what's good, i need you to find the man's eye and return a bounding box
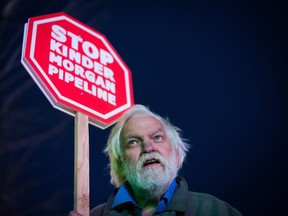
[153,135,163,142]
[127,139,139,146]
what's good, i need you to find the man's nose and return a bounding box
[143,139,156,153]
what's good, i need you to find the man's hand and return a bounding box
[68,211,83,216]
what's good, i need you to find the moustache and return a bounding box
[137,152,168,169]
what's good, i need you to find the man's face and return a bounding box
[122,115,173,169]
[120,115,178,196]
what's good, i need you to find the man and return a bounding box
[70,104,242,216]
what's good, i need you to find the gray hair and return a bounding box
[104,104,189,187]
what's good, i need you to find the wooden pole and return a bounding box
[74,112,89,216]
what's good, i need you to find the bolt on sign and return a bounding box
[21,12,134,129]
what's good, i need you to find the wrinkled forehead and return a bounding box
[122,115,165,134]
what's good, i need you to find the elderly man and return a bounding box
[70,104,242,216]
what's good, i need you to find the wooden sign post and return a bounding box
[74,112,89,216]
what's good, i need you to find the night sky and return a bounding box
[1,0,288,215]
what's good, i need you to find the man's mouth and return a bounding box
[142,158,161,167]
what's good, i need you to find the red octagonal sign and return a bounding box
[21,12,134,129]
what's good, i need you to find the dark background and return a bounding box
[1,0,287,215]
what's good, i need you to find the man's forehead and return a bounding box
[123,127,165,138]
[121,115,166,137]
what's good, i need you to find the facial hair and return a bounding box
[123,151,178,199]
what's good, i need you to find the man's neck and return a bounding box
[141,205,157,216]
[128,178,175,214]
[130,184,166,214]
[134,190,161,208]
[137,198,159,216]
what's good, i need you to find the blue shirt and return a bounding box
[112,179,177,213]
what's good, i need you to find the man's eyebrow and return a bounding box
[123,127,165,139]
[154,128,165,133]
[124,133,141,139]
[148,127,165,135]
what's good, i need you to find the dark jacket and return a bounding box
[90,177,242,216]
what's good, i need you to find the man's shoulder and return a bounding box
[90,203,107,216]
[190,191,222,201]
[90,186,120,216]
[188,191,243,216]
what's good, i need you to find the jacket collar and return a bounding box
[165,177,189,212]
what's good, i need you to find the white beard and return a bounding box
[123,151,178,199]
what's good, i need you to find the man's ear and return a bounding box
[175,148,181,168]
